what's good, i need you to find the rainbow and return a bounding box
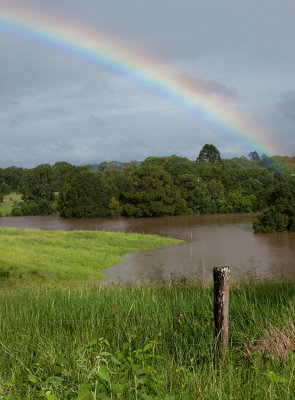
[0,2,284,155]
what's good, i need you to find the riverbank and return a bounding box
[1,214,295,282]
[0,228,182,287]
[0,281,294,399]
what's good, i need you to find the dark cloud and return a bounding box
[176,73,237,99]
[0,0,295,167]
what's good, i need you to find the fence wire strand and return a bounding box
[0,282,294,291]
[0,312,288,327]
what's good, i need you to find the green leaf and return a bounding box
[127,357,134,366]
[77,362,87,368]
[7,395,22,400]
[75,386,92,400]
[98,366,111,383]
[46,394,57,400]
[135,369,147,376]
[87,340,97,347]
[100,351,112,356]
[135,353,144,360]
[48,376,64,385]
[28,374,38,383]
[111,356,121,365]
[266,371,288,384]
[143,343,153,352]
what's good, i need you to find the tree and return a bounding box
[122,165,188,217]
[2,166,24,191]
[248,151,261,162]
[143,155,198,182]
[10,164,55,216]
[197,144,221,166]
[0,182,10,196]
[176,174,209,214]
[96,161,122,172]
[58,170,109,218]
[108,197,121,218]
[52,161,77,192]
[260,155,288,174]
[20,164,54,202]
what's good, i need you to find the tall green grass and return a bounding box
[0,228,182,286]
[0,281,294,399]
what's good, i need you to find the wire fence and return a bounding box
[0,312,290,326]
[0,280,294,355]
[0,282,294,291]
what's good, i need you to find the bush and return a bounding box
[11,200,55,216]
[10,205,23,216]
[253,206,290,233]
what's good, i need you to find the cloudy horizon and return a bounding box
[1,0,295,168]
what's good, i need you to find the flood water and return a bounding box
[1,214,295,283]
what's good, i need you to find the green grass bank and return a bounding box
[0,228,182,287]
[0,281,294,399]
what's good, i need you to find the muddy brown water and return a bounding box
[1,214,295,283]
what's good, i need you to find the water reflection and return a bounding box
[1,214,295,283]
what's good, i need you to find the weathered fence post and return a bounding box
[213,266,230,359]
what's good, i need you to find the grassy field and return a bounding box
[0,192,22,216]
[0,281,294,399]
[0,228,294,399]
[0,228,182,287]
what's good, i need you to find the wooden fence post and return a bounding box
[213,266,230,359]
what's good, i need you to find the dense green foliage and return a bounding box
[10,164,55,216]
[3,146,295,228]
[253,174,295,232]
[0,166,24,191]
[0,281,294,399]
[58,169,110,218]
[122,165,188,217]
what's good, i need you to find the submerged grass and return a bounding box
[0,281,295,399]
[0,228,182,286]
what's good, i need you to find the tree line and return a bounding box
[1,145,295,232]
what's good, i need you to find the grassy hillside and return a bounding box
[0,228,182,287]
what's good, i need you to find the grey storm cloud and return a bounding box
[0,0,295,167]
[278,92,295,121]
[175,73,237,99]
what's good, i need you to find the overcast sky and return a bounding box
[1,0,295,168]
